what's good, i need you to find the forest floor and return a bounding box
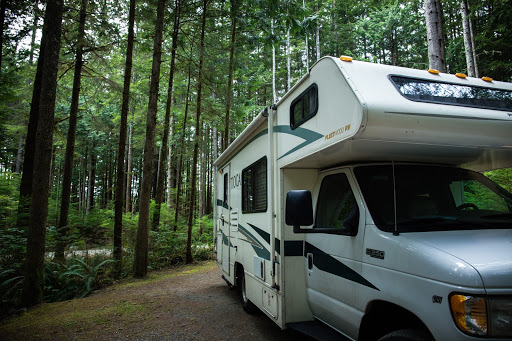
[0,261,310,340]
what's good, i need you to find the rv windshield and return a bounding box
[354,165,512,233]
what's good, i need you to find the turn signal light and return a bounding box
[450,295,487,336]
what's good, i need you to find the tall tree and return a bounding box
[153,0,181,229]
[22,0,64,307]
[0,0,7,76]
[17,9,48,230]
[460,0,478,77]
[424,0,447,72]
[222,0,238,151]
[173,61,192,231]
[114,0,136,278]
[55,0,87,262]
[134,0,166,278]
[186,0,208,264]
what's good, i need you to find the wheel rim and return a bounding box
[242,276,248,303]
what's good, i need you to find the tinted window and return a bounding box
[290,84,318,129]
[391,76,512,111]
[315,173,359,234]
[242,157,267,213]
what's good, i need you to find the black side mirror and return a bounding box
[286,190,313,232]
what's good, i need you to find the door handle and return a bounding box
[307,253,313,270]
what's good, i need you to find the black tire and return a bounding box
[240,272,259,314]
[378,329,434,341]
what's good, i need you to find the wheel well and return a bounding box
[358,301,432,341]
[234,262,244,287]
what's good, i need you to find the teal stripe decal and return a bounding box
[238,224,270,260]
[218,125,323,168]
[305,242,379,291]
[274,125,323,160]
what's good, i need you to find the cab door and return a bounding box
[305,168,368,338]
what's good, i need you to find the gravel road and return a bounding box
[0,261,311,341]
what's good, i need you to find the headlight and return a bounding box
[450,294,512,337]
[488,297,512,337]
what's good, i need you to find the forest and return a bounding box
[0,0,511,313]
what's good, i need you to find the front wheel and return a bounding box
[240,272,258,314]
[378,329,434,341]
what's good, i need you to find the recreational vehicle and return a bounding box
[213,56,512,341]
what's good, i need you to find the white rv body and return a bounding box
[213,57,512,340]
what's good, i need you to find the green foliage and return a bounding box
[485,168,512,194]
[44,257,114,302]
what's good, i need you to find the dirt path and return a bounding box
[0,261,309,340]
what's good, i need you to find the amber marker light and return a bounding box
[428,69,440,75]
[340,55,353,62]
[450,294,488,336]
[456,73,467,79]
[482,76,493,82]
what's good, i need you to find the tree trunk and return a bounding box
[316,3,320,61]
[55,0,87,262]
[424,0,447,72]
[134,0,166,278]
[271,19,277,104]
[29,0,40,65]
[286,28,291,91]
[17,20,48,230]
[186,0,208,264]
[468,2,478,77]
[86,143,96,215]
[114,0,136,278]
[460,0,475,76]
[22,0,64,308]
[153,0,181,229]
[173,63,192,231]
[15,136,24,173]
[223,0,237,151]
[126,105,134,213]
[80,149,88,214]
[166,125,174,205]
[0,0,6,76]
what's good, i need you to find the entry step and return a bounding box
[286,320,349,341]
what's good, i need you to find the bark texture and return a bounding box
[134,0,166,278]
[114,0,136,278]
[186,0,208,264]
[23,0,64,307]
[153,0,181,229]
[55,0,87,262]
[424,0,447,72]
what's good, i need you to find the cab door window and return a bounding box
[315,173,359,235]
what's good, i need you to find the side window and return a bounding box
[290,83,318,129]
[223,173,228,208]
[242,157,267,213]
[315,173,359,234]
